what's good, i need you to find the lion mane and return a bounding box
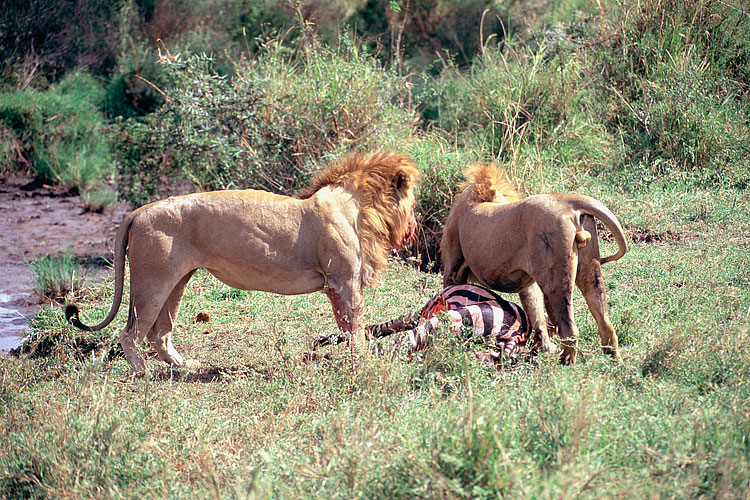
[297,152,420,287]
[457,163,524,204]
[441,162,627,364]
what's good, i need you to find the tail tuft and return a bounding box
[66,304,94,332]
[65,304,79,323]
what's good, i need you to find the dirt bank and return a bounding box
[0,175,128,352]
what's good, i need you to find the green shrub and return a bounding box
[403,137,476,268]
[428,34,622,181]
[425,0,750,190]
[600,0,750,187]
[0,71,115,199]
[0,0,122,88]
[103,0,294,120]
[350,0,509,72]
[115,32,419,205]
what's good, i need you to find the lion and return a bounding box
[66,152,420,374]
[440,163,627,364]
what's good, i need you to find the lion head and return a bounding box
[296,152,420,287]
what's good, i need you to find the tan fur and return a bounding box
[441,163,627,364]
[66,152,420,374]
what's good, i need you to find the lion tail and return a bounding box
[567,195,627,264]
[65,214,133,332]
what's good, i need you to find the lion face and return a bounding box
[390,172,419,249]
[395,196,417,248]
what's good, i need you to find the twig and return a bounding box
[135,74,171,102]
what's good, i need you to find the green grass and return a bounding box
[3,191,749,497]
[27,248,89,299]
[2,0,750,497]
[0,71,116,209]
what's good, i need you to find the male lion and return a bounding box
[441,164,627,364]
[66,152,420,374]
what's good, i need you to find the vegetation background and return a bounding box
[1,0,749,497]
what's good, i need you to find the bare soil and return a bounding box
[0,175,128,352]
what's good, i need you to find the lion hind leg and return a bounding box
[519,283,558,355]
[122,275,188,374]
[147,271,198,369]
[576,217,622,363]
[538,260,579,364]
[544,294,579,364]
[578,274,621,363]
[121,301,155,374]
[121,304,147,374]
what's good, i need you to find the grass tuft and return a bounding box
[27,248,88,299]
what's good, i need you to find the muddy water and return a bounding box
[0,176,128,353]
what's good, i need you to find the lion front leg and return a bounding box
[324,284,366,347]
[440,219,468,287]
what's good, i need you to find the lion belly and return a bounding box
[205,266,325,295]
[475,271,532,294]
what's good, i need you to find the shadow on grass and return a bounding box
[10,333,122,361]
[148,364,275,383]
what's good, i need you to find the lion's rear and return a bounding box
[442,163,523,284]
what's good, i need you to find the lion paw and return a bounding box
[183,359,201,370]
[544,341,559,354]
[560,347,577,365]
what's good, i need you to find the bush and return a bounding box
[428,33,621,180]
[0,71,115,200]
[115,32,419,205]
[102,0,296,120]
[402,137,476,269]
[350,0,509,72]
[601,0,750,187]
[0,0,122,88]
[425,0,750,189]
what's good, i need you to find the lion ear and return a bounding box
[395,172,407,192]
